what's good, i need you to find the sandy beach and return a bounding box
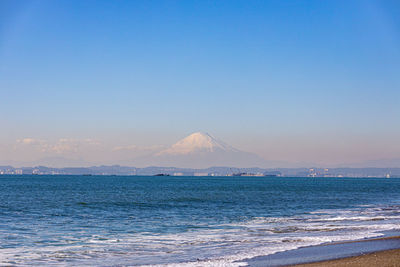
[246,236,400,267]
[291,248,400,267]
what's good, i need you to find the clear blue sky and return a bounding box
[1,0,399,166]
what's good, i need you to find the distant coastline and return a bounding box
[0,165,399,178]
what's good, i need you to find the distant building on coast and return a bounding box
[194,173,209,176]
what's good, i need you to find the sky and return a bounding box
[0,0,399,167]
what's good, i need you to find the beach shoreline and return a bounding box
[245,235,400,267]
[290,248,400,266]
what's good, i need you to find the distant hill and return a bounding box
[348,158,400,168]
[1,165,400,178]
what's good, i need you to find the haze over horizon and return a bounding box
[1,0,400,168]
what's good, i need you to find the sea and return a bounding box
[1,175,400,266]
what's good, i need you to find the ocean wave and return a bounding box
[2,204,400,266]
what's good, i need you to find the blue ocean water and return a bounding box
[1,175,400,266]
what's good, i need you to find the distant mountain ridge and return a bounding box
[1,165,399,178]
[2,132,399,169]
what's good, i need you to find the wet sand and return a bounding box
[245,236,400,267]
[291,248,400,267]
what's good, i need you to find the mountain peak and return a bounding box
[148,132,266,168]
[187,131,212,139]
[157,132,238,155]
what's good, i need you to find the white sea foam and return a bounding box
[1,205,400,266]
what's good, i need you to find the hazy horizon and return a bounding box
[1,1,400,168]
[0,131,399,169]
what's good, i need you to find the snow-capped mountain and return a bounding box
[156,132,239,155]
[148,132,266,168]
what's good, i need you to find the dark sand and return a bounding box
[245,236,400,267]
[291,248,400,267]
